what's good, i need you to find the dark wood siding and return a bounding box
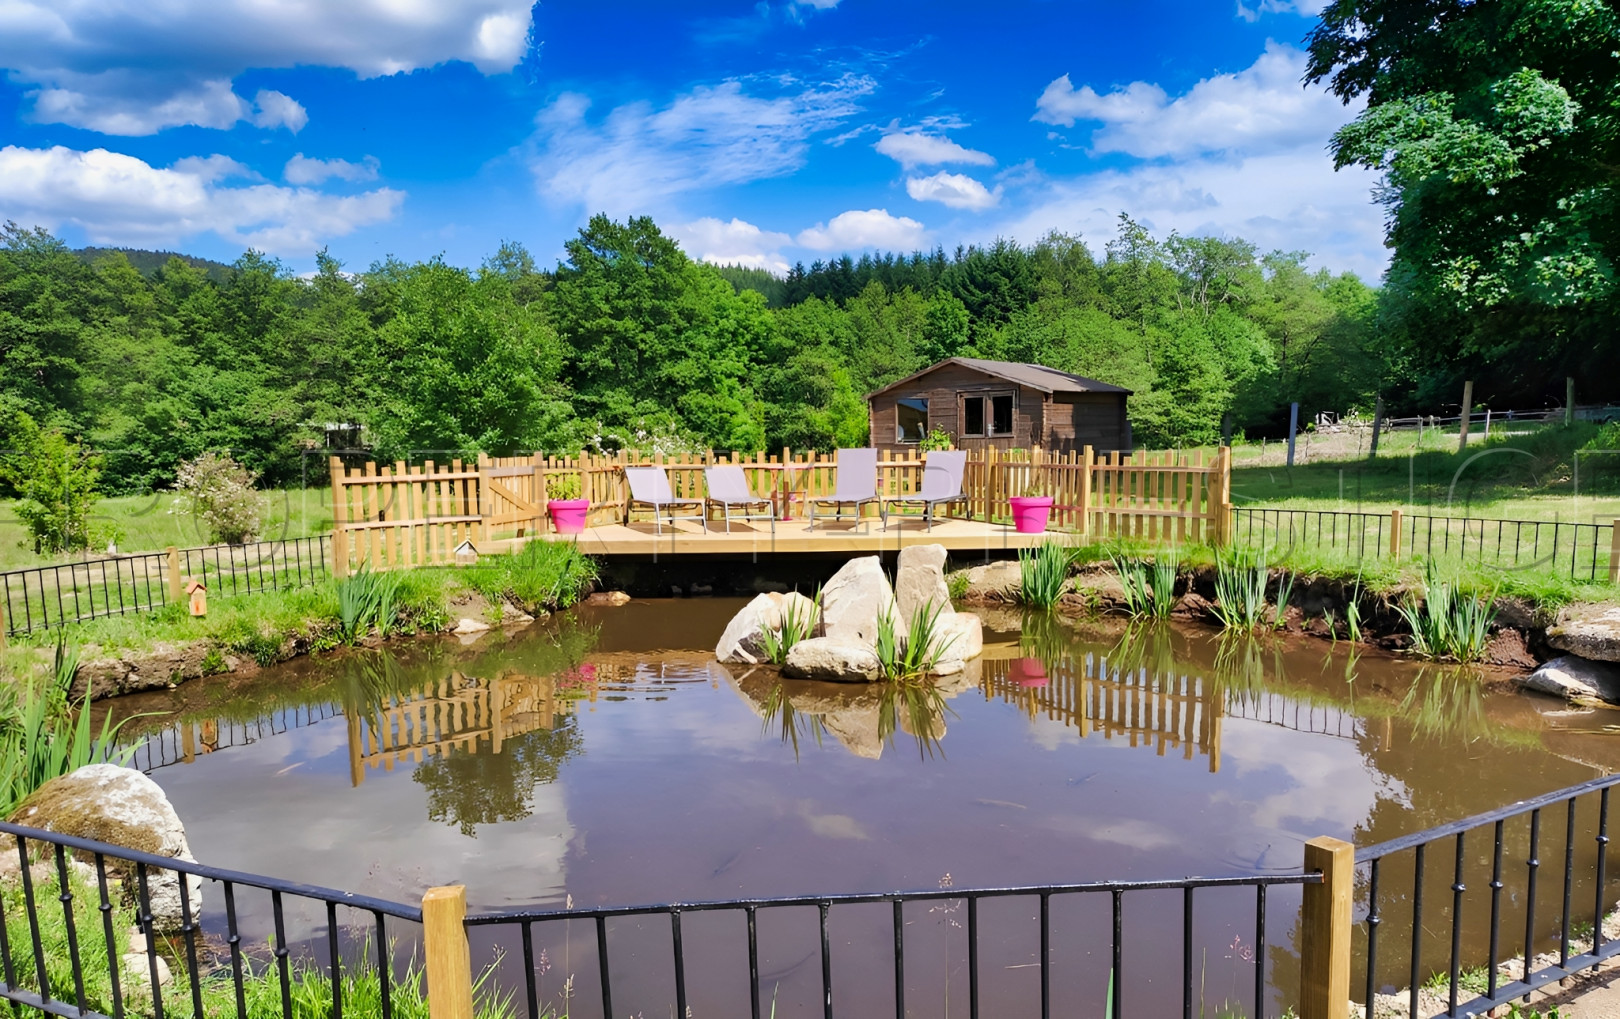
[870,363,1130,453]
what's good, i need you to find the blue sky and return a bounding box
[0,0,1385,278]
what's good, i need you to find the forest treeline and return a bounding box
[0,214,1388,494]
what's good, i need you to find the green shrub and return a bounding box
[171,452,265,545]
[0,411,103,555]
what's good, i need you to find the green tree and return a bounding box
[0,411,102,554]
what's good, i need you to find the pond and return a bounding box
[104,599,1618,1018]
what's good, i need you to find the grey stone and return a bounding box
[932,612,983,662]
[895,544,951,624]
[451,617,490,634]
[961,560,1022,601]
[715,593,779,664]
[9,765,201,931]
[122,953,172,996]
[1548,604,1620,662]
[933,658,965,677]
[1521,655,1620,703]
[820,556,896,647]
[784,638,883,683]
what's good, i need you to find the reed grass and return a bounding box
[1211,552,1269,631]
[874,601,958,679]
[1108,547,1178,619]
[1397,561,1497,662]
[463,541,598,615]
[1018,541,1074,608]
[759,590,821,665]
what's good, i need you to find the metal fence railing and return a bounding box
[0,535,330,639]
[1231,507,1614,582]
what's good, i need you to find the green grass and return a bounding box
[462,542,598,616]
[0,488,335,572]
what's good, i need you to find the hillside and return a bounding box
[74,246,232,282]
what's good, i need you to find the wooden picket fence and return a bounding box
[328,447,1232,573]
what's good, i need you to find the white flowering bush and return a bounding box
[172,453,265,545]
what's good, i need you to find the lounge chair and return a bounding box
[704,466,775,534]
[806,448,879,530]
[881,450,967,531]
[623,467,706,535]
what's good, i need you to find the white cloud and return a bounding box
[673,217,793,273]
[0,145,404,255]
[796,209,927,251]
[0,0,534,135]
[527,75,874,215]
[906,171,1002,211]
[874,127,995,170]
[284,153,381,186]
[1032,42,1350,160]
[1237,0,1329,19]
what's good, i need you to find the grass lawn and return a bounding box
[0,488,334,572]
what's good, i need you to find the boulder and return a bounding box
[784,638,883,683]
[821,557,896,647]
[1521,655,1620,703]
[9,765,201,932]
[895,544,951,623]
[716,593,780,664]
[959,560,1021,603]
[930,612,983,663]
[1548,604,1620,662]
[451,617,491,634]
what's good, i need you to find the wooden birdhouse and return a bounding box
[185,580,208,617]
[454,540,479,566]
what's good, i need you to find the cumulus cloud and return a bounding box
[1237,0,1329,20]
[796,209,927,251]
[284,154,381,186]
[527,75,874,215]
[0,0,534,135]
[906,171,1002,211]
[673,217,793,273]
[1032,42,1350,159]
[874,127,995,170]
[0,145,404,254]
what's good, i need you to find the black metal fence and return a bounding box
[1231,507,1613,582]
[1357,771,1620,1017]
[0,535,330,638]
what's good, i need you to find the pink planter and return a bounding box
[1009,495,1054,534]
[548,499,590,535]
[1011,657,1049,688]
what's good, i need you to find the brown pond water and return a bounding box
[104,600,1620,1018]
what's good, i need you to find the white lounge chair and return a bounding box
[624,467,705,535]
[806,449,879,530]
[704,466,775,534]
[881,450,967,531]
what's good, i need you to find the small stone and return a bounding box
[784,638,883,683]
[933,658,965,676]
[451,618,491,635]
[585,591,632,607]
[122,952,171,993]
[691,582,714,596]
[127,928,146,954]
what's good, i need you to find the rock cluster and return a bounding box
[715,546,984,682]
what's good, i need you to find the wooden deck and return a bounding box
[538,515,1052,557]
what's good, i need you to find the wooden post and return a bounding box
[329,457,350,579]
[1390,508,1403,560]
[1368,395,1384,460]
[166,546,182,605]
[1299,836,1354,1019]
[1568,377,1577,427]
[1286,402,1300,467]
[1608,519,1620,583]
[0,598,8,650]
[1457,380,1474,452]
[1078,445,1094,536]
[422,886,474,1019]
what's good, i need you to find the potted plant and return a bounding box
[1008,477,1054,534]
[546,472,589,534]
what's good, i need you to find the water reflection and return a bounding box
[726,665,960,760]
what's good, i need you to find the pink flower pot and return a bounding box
[548,499,590,535]
[1009,495,1054,534]
[1011,657,1048,688]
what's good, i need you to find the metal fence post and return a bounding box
[166,546,182,604]
[423,885,474,1019]
[0,597,7,649]
[1390,509,1403,560]
[1299,836,1353,1019]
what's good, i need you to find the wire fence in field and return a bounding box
[1231,507,1613,582]
[0,534,331,639]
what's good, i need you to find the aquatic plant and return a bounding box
[333,565,403,644]
[1210,551,1269,631]
[874,601,958,679]
[1018,540,1074,608]
[1107,547,1178,619]
[1396,562,1497,662]
[947,570,970,601]
[758,589,821,666]
[1271,571,1294,630]
[0,638,140,816]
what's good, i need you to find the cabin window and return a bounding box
[961,392,1016,438]
[896,398,929,443]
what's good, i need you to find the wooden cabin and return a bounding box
[866,357,1133,454]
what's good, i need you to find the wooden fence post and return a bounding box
[1458,380,1474,452]
[329,457,350,579]
[1078,445,1093,536]
[1609,519,1620,584]
[166,546,182,604]
[1390,509,1403,560]
[1299,836,1353,1019]
[422,886,474,1019]
[0,598,8,650]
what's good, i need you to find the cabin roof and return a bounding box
[865,357,1133,399]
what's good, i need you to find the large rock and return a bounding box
[895,544,951,624]
[1548,604,1620,662]
[959,560,1021,603]
[716,593,781,664]
[9,765,201,932]
[931,612,983,663]
[784,638,883,682]
[821,557,896,647]
[1521,655,1620,703]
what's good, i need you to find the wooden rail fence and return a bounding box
[328,447,1232,573]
